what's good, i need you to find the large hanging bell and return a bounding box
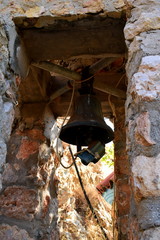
[59,94,114,146]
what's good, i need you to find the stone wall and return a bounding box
[124,0,160,239]
[0,20,15,194]
[0,0,125,18]
[0,122,59,239]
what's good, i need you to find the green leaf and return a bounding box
[100,143,114,168]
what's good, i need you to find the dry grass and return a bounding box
[56,149,114,240]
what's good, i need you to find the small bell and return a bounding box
[59,94,114,146]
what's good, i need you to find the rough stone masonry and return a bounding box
[0,0,159,239]
[124,0,160,239]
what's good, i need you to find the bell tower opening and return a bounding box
[10,14,127,239]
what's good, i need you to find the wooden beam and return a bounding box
[94,80,126,99]
[89,57,117,75]
[49,80,126,100]
[49,83,71,101]
[19,17,125,61]
[32,61,126,99]
[32,56,117,82]
[32,61,81,81]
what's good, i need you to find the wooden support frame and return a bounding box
[32,61,126,99]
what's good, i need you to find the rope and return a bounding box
[55,80,76,169]
[73,73,96,84]
[69,146,109,240]
[108,73,126,120]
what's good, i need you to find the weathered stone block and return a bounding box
[138,197,160,230]
[127,0,160,8]
[16,139,40,160]
[25,6,45,18]
[2,163,18,185]
[1,102,14,142]
[0,138,7,191]
[0,138,7,169]
[0,71,6,95]
[140,227,160,240]
[130,55,160,102]
[150,109,160,145]
[132,153,160,201]
[0,175,2,193]
[126,30,160,79]
[140,31,160,56]
[0,186,39,221]
[0,97,14,144]
[0,224,34,240]
[135,111,156,146]
[126,36,143,80]
[0,0,125,18]
[16,128,45,141]
[124,5,160,40]
[4,126,48,187]
[0,23,9,73]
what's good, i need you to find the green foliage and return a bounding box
[100,143,114,168]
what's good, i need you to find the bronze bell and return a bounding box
[59,94,114,146]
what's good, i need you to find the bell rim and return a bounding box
[59,121,114,145]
